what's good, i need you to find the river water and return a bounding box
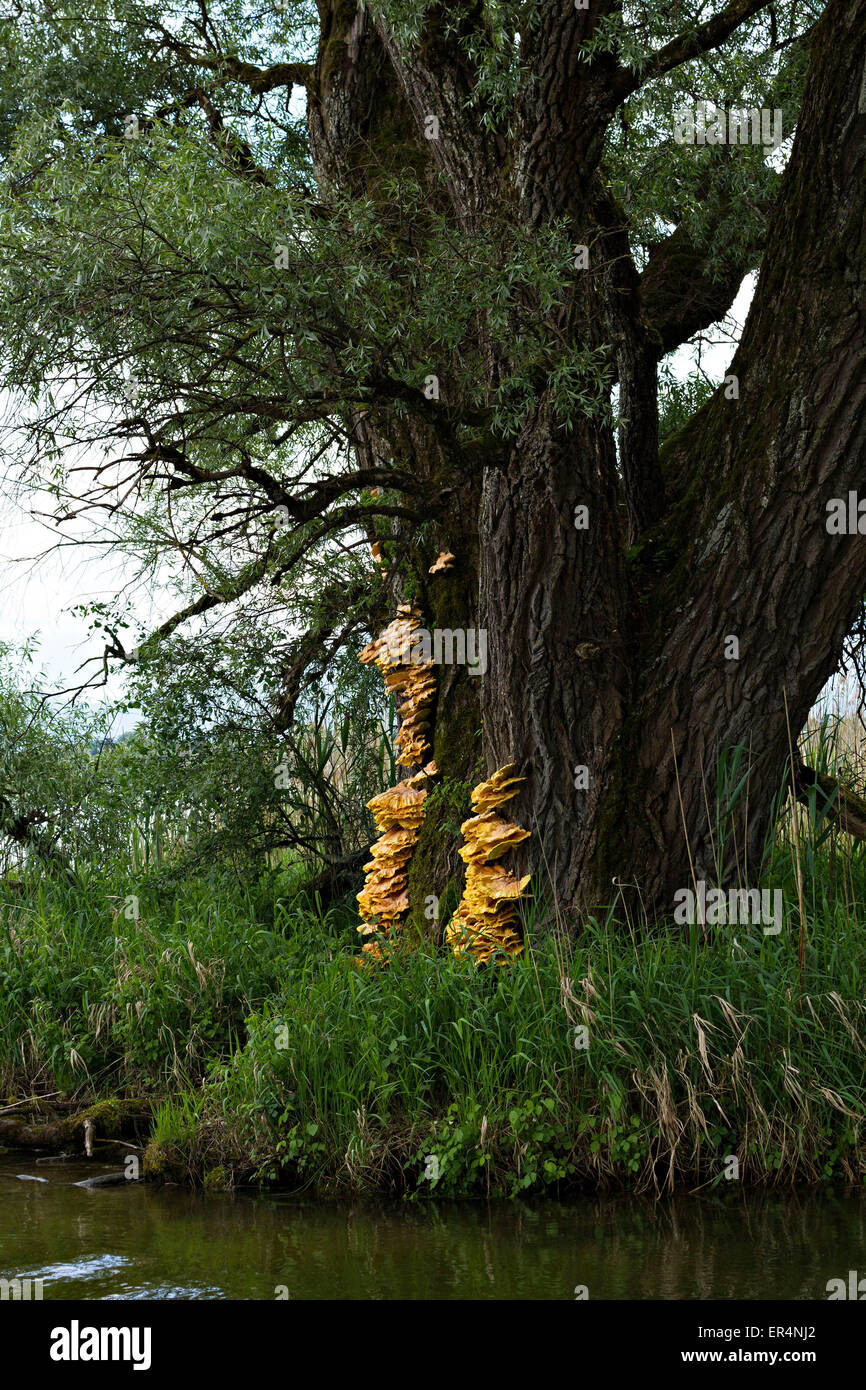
[1,1154,863,1299]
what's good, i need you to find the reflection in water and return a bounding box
[1,1156,864,1300]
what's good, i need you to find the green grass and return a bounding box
[185,886,866,1196]
[3,719,866,1196]
[0,867,318,1094]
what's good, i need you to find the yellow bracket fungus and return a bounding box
[356,600,439,958]
[359,602,436,770]
[446,763,531,965]
[428,551,455,574]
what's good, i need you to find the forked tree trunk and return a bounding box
[309,0,866,926]
[484,0,866,912]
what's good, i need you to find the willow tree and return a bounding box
[1,0,864,924]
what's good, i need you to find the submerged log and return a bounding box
[75,1171,139,1188]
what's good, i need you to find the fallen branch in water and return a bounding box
[0,1099,152,1150]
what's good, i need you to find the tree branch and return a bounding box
[152,22,312,94]
[794,760,866,843]
[639,204,765,360]
[612,0,774,102]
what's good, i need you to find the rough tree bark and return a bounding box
[307,0,866,925]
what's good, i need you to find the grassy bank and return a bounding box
[157,908,866,1196]
[2,788,866,1195]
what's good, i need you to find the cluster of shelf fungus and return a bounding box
[446,765,531,965]
[357,577,530,966]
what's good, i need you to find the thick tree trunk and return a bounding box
[480,0,866,919]
[308,1,488,926]
[309,0,866,929]
[626,0,866,914]
[479,404,632,920]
